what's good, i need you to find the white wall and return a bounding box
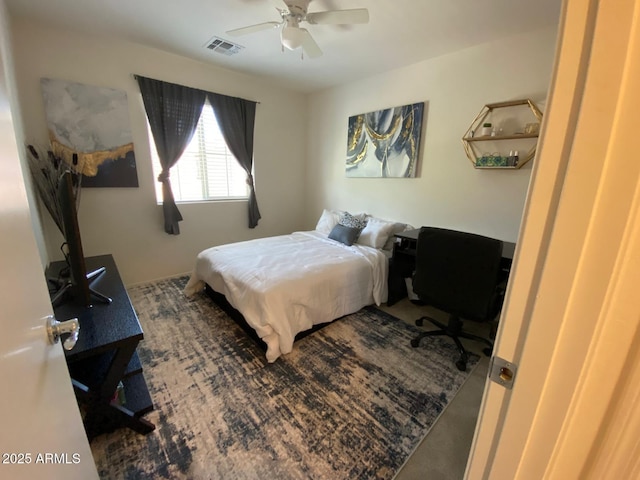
[305,27,559,243]
[10,18,558,285]
[11,18,308,285]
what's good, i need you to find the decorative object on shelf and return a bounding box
[346,101,425,178]
[40,78,139,187]
[476,154,509,167]
[461,99,543,169]
[510,150,519,167]
[524,122,540,135]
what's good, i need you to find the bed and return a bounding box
[184,210,409,362]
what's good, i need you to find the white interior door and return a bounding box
[466,0,640,477]
[0,36,98,480]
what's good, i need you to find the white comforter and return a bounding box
[184,230,388,362]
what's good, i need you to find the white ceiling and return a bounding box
[5,0,562,93]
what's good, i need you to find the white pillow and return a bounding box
[384,222,413,250]
[358,217,405,249]
[315,209,344,235]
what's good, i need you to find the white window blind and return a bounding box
[149,100,249,203]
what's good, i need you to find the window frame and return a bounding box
[148,100,250,205]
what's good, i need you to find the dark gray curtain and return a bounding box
[136,75,206,235]
[208,92,261,228]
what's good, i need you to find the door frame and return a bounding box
[466,0,640,477]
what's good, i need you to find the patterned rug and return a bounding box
[90,276,478,479]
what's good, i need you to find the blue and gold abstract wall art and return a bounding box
[346,102,424,178]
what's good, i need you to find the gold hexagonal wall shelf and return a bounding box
[462,99,543,169]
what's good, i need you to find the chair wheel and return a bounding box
[455,359,467,371]
[482,347,493,357]
[415,318,424,327]
[411,338,420,348]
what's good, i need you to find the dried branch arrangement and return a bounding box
[26,144,83,235]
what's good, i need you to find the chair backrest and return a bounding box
[412,227,504,322]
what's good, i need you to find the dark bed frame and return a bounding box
[204,284,333,351]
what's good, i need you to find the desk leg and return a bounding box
[79,342,156,440]
[111,404,155,435]
[98,342,137,400]
[387,258,408,306]
[83,400,155,441]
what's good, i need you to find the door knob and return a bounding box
[46,315,80,350]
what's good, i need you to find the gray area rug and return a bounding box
[90,276,478,479]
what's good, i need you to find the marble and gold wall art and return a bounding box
[346,102,424,178]
[40,78,138,187]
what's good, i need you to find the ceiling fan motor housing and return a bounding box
[282,0,311,17]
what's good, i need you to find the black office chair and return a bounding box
[410,227,505,371]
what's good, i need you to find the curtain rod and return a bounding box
[132,74,260,105]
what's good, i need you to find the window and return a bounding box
[149,99,249,203]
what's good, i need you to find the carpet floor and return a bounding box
[90,276,478,479]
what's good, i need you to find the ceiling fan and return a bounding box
[226,0,369,58]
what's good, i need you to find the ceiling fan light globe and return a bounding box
[281,26,305,50]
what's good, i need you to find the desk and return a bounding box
[388,229,516,306]
[49,254,155,440]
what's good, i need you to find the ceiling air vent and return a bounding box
[205,36,244,56]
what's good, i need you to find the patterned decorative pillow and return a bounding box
[339,212,367,231]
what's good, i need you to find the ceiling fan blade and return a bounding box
[270,0,289,11]
[306,8,369,25]
[299,28,323,58]
[226,21,280,37]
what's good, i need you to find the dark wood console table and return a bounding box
[388,229,516,306]
[49,254,155,441]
